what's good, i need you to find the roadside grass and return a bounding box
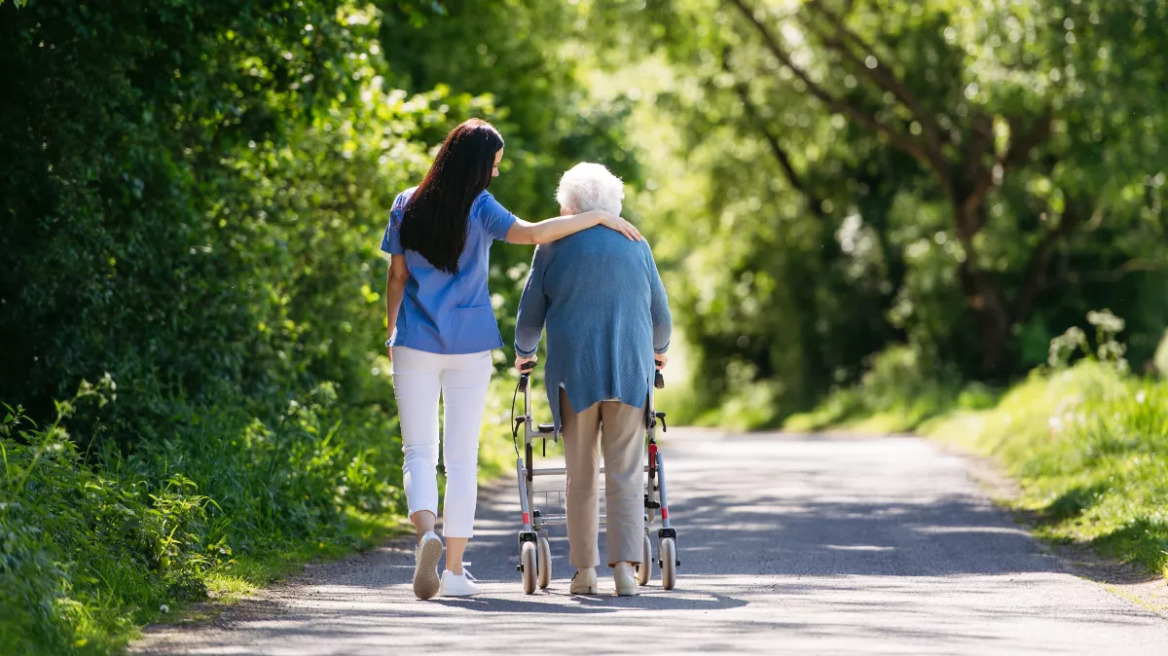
[786,360,1168,581]
[922,363,1168,579]
[202,509,410,605]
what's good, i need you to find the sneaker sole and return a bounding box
[439,585,480,597]
[413,537,443,600]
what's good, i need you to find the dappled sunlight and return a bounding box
[134,430,1168,655]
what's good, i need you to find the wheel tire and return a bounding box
[521,542,537,595]
[537,535,552,589]
[660,537,677,590]
[635,533,652,585]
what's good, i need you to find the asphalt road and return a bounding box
[133,429,1168,655]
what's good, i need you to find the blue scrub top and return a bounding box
[381,187,517,354]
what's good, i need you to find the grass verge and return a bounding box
[921,363,1168,579]
[786,360,1168,581]
[200,509,410,606]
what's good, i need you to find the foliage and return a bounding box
[924,363,1168,579]
[787,308,1137,433]
[0,1,461,653]
[783,344,996,433]
[0,376,406,655]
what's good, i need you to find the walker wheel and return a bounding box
[635,533,652,585]
[520,541,537,594]
[659,537,677,590]
[537,535,552,589]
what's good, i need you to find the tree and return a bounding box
[723,0,1168,375]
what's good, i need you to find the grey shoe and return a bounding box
[413,531,443,600]
[570,567,598,595]
[614,562,639,596]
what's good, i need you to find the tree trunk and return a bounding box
[952,202,1013,376]
[975,295,1012,377]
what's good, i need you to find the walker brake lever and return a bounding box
[655,412,667,432]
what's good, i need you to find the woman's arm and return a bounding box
[385,255,409,360]
[506,210,642,245]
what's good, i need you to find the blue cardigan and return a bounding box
[514,226,671,430]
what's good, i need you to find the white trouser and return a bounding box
[391,346,493,538]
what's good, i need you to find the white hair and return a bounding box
[555,162,624,215]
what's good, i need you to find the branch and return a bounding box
[726,0,942,181]
[959,114,997,220]
[1074,258,1168,284]
[1011,197,1083,321]
[1004,112,1053,167]
[721,46,827,220]
[962,111,1052,218]
[802,0,954,151]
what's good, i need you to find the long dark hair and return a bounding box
[399,119,504,274]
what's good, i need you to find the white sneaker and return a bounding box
[614,562,639,596]
[439,568,480,597]
[413,531,443,600]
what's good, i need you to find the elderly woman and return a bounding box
[514,162,671,596]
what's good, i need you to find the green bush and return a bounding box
[784,344,981,433]
[0,6,457,650]
[0,377,405,656]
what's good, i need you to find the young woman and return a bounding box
[381,119,640,600]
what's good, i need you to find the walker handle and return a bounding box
[654,370,665,389]
[518,360,536,392]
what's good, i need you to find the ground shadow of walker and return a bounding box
[427,587,747,614]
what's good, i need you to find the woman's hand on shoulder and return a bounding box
[598,212,642,241]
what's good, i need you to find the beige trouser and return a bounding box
[560,389,646,569]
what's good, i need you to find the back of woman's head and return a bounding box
[400,118,504,274]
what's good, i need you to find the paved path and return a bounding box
[133,429,1168,655]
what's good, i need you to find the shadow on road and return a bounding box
[429,588,747,613]
[132,432,1168,656]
